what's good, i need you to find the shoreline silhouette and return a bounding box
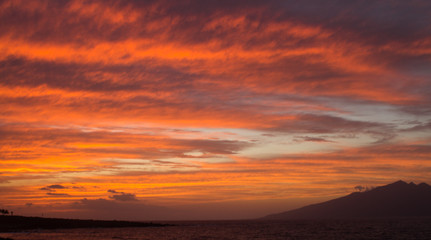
[0,215,168,233]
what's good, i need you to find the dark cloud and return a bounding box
[261,133,275,137]
[175,139,252,155]
[276,143,431,162]
[0,0,268,46]
[275,0,431,46]
[267,114,394,143]
[40,184,67,191]
[0,56,198,92]
[354,185,375,192]
[2,0,429,49]
[46,184,66,189]
[0,0,136,44]
[354,185,364,192]
[109,192,138,202]
[47,192,70,196]
[107,189,138,201]
[294,136,335,143]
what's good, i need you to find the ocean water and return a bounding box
[1,219,431,240]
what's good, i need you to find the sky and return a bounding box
[1,0,431,221]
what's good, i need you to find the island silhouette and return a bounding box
[264,180,431,219]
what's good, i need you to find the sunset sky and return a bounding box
[1,0,431,220]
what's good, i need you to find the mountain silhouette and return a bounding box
[264,180,431,219]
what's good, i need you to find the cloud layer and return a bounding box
[1,0,431,220]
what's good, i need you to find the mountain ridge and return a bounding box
[264,180,431,219]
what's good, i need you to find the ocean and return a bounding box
[1,219,431,240]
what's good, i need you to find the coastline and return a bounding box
[0,215,168,233]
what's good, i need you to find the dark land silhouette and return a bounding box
[0,215,167,232]
[264,180,431,219]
